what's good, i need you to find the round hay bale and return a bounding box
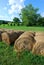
[15,30,25,37]
[35,32,44,42]
[15,31,35,39]
[14,31,36,53]
[2,32,18,45]
[32,42,44,56]
[0,28,5,33]
[3,29,14,32]
[36,32,44,36]
[0,32,2,41]
[4,29,24,36]
[0,28,6,41]
[1,30,24,45]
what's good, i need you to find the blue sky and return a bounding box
[0,0,44,21]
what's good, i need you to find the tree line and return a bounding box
[0,20,10,24]
[0,4,44,26]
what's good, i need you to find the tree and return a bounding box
[13,17,20,26]
[38,17,44,26]
[0,20,9,25]
[20,4,41,26]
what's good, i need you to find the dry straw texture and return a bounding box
[32,42,44,56]
[1,30,24,45]
[35,32,44,42]
[0,28,5,41]
[0,31,2,41]
[14,31,36,53]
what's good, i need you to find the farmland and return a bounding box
[0,26,44,65]
[0,0,44,65]
[0,25,44,31]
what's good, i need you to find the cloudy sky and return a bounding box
[0,0,44,21]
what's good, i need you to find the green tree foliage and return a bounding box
[38,17,44,26]
[13,17,21,26]
[0,20,10,25]
[20,4,41,26]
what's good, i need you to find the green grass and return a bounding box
[0,24,44,31]
[0,42,44,65]
[0,25,44,65]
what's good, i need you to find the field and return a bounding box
[0,25,44,31]
[0,25,44,65]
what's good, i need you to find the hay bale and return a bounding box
[32,42,44,56]
[35,32,44,42]
[2,29,14,32]
[15,31,35,39]
[14,31,36,53]
[0,28,5,33]
[0,29,11,42]
[0,28,6,41]
[4,29,24,35]
[15,30,25,37]
[1,30,24,45]
[36,32,44,36]
[0,32,2,41]
[2,32,18,45]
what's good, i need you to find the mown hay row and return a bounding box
[32,42,44,56]
[14,31,36,53]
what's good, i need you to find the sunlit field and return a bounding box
[0,24,44,31]
[0,25,44,65]
[0,42,44,65]
[0,0,44,65]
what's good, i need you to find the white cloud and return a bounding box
[8,0,25,14]
[11,15,18,20]
[8,0,25,5]
[9,0,15,5]
[8,4,18,14]
[41,12,44,17]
